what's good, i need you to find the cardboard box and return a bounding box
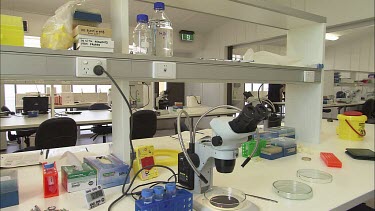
[61,163,97,193]
[61,92,75,105]
[73,25,112,38]
[84,155,129,189]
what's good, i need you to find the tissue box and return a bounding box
[0,170,19,208]
[270,137,297,157]
[84,155,130,189]
[62,163,97,193]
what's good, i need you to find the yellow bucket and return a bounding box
[337,111,367,141]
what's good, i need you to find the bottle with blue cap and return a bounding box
[153,185,164,201]
[149,2,173,57]
[165,183,177,198]
[141,188,154,204]
[132,14,152,55]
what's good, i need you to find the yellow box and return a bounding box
[0,15,24,46]
[133,145,159,181]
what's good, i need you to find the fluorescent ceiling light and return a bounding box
[325,33,339,41]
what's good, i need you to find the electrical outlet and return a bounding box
[76,57,107,77]
[152,62,176,79]
[304,71,315,82]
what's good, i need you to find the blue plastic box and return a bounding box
[0,170,19,208]
[270,137,297,157]
[135,189,193,211]
[253,131,279,140]
[267,126,295,138]
[260,146,283,160]
[84,154,129,189]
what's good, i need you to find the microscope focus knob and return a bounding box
[212,136,223,146]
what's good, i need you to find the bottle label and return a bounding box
[155,28,173,57]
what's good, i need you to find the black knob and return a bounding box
[93,65,104,76]
[212,136,223,146]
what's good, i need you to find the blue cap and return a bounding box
[165,183,176,191]
[153,186,165,195]
[154,2,165,10]
[44,163,54,169]
[137,14,148,23]
[141,188,154,198]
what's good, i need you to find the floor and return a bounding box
[1,129,175,154]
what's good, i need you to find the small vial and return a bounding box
[165,183,177,198]
[141,188,154,204]
[153,186,164,201]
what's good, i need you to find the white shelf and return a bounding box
[0,46,321,84]
[334,82,374,87]
[326,69,373,74]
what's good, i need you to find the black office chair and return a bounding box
[361,99,375,124]
[88,103,112,143]
[1,106,37,148]
[174,119,189,134]
[132,110,157,139]
[16,117,77,152]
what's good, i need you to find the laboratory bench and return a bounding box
[0,120,373,211]
[0,106,238,132]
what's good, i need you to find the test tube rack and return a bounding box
[135,189,193,211]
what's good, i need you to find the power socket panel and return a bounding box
[152,62,176,79]
[76,57,107,77]
[304,71,315,82]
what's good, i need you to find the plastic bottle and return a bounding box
[141,188,154,204]
[132,14,152,55]
[149,2,173,57]
[153,186,164,201]
[165,183,177,198]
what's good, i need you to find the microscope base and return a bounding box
[194,194,260,211]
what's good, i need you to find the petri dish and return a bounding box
[273,180,313,200]
[204,186,246,209]
[297,169,333,184]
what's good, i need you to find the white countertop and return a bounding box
[0,107,238,131]
[1,120,374,211]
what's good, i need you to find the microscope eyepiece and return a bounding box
[229,104,269,133]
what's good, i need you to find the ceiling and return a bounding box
[0,0,231,33]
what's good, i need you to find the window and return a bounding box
[72,85,96,93]
[46,85,62,94]
[16,84,45,94]
[97,85,111,93]
[159,82,167,93]
[4,84,15,111]
[244,83,269,92]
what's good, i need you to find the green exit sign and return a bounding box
[179,30,195,42]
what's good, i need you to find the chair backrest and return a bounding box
[35,117,77,149]
[362,99,375,119]
[174,119,189,134]
[88,103,111,110]
[1,106,10,112]
[132,110,157,139]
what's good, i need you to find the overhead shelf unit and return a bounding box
[325,69,374,87]
[0,46,321,83]
[1,0,327,163]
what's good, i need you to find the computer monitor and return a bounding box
[22,96,49,114]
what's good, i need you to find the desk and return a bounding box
[323,101,366,114]
[1,120,374,211]
[0,107,238,132]
[15,103,102,113]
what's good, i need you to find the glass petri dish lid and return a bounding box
[273,180,313,200]
[297,169,333,184]
[204,186,246,209]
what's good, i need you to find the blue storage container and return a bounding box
[135,189,193,211]
[0,170,19,208]
[270,137,297,157]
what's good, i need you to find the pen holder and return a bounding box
[42,162,59,198]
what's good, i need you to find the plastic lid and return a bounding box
[141,188,154,198]
[165,183,176,191]
[273,180,313,200]
[153,186,165,195]
[343,111,362,116]
[154,2,165,10]
[136,14,148,23]
[44,163,54,169]
[297,169,332,184]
